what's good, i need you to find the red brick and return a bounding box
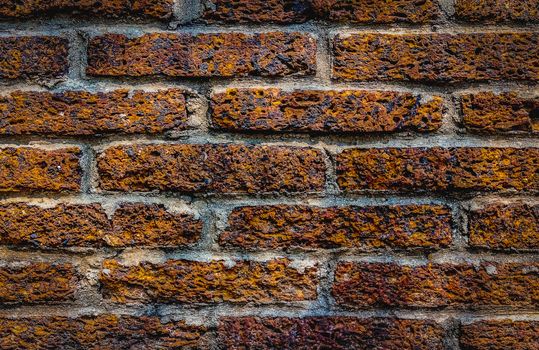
[460,92,539,133]
[333,33,539,83]
[0,263,77,304]
[210,88,443,133]
[335,147,539,192]
[0,89,189,136]
[87,32,316,78]
[97,144,326,194]
[219,317,446,350]
[0,315,208,349]
[0,147,82,192]
[333,262,539,308]
[0,36,68,80]
[455,0,539,23]
[468,202,539,250]
[100,258,318,304]
[202,0,311,23]
[220,204,452,250]
[460,320,539,350]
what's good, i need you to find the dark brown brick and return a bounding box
[0,315,208,349]
[460,320,539,350]
[97,144,326,194]
[333,262,539,308]
[220,204,452,250]
[333,33,539,83]
[210,88,443,133]
[0,36,68,80]
[469,203,539,250]
[202,0,311,23]
[460,92,539,133]
[456,0,539,23]
[100,258,318,304]
[335,147,539,192]
[0,263,77,304]
[218,317,445,350]
[87,32,316,78]
[0,147,82,192]
[0,89,188,136]
[312,0,441,24]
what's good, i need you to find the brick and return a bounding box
[87,32,316,78]
[0,263,77,304]
[455,0,539,23]
[202,0,311,23]
[0,202,201,248]
[100,258,318,304]
[468,203,539,250]
[220,204,452,250]
[460,92,539,133]
[0,89,188,136]
[218,317,445,350]
[460,320,539,350]
[0,147,82,192]
[0,36,68,80]
[210,88,443,133]
[335,147,539,192]
[312,0,441,24]
[333,33,539,83]
[97,144,326,194]
[0,315,208,349]
[333,262,539,308]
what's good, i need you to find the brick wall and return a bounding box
[0,0,538,349]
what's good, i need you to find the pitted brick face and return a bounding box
[455,0,539,23]
[460,320,539,350]
[202,0,311,23]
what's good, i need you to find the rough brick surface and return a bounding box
[220,204,452,250]
[100,258,318,304]
[0,89,188,136]
[210,88,443,133]
[455,0,539,23]
[87,32,316,78]
[0,36,68,80]
[0,147,82,192]
[0,263,77,304]
[202,0,311,23]
[468,203,539,250]
[97,144,326,194]
[460,92,539,133]
[336,147,539,192]
[460,320,539,350]
[333,33,539,83]
[0,315,208,349]
[0,0,174,19]
[219,317,446,350]
[333,262,539,308]
[0,202,201,248]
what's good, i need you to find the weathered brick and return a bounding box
[97,144,326,194]
[460,320,539,350]
[333,262,539,308]
[460,92,539,133]
[220,204,452,250]
[0,36,68,80]
[333,33,539,83]
[0,315,208,349]
[0,147,82,192]
[336,147,539,192]
[202,0,311,23]
[100,258,318,304]
[0,263,77,304]
[210,88,443,133]
[87,32,316,78]
[0,202,201,248]
[0,89,188,136]
[455,0,539,23]
[312,0,441,24]
[0,0,174,19]
[218,317,445,350]
[468,203,539,250]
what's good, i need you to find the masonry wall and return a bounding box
[0,0,538,349]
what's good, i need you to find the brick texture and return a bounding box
[455,0,539,23]
[202,0,311,23]
[460,320,539,350]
